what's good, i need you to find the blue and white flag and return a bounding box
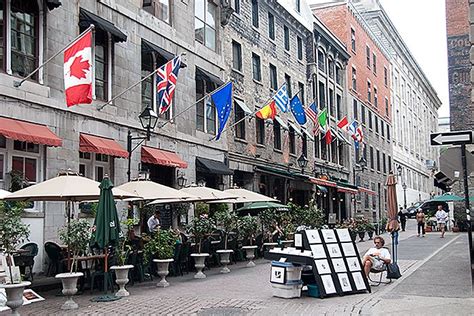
[290,95,307,125]
[211,82,233,140]
[273,84,289,113]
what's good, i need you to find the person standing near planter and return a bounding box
[435,205,448,238]
[147,210,161,235]
[398,207,407,232]
[416,209,425,237]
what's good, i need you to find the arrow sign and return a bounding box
[430,130,473,146]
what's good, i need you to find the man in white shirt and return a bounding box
[435,205,448,238]
[362,236,391,277]
[147,210,160,234]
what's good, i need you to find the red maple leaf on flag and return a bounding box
[69,56,90,79]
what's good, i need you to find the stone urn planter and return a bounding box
[216,249,233,274]
[241,245,258,267]
[190,253,209,279]
[367,231,374,239]
[56,272,83,310]
[0,281,31,315]
[110,265,134,296]
[153,259,173,287]
[358,232,366,242]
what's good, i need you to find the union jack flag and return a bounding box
[156,55,182,115]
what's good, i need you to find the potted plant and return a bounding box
[258,209,280,252]
[354,217,368,242]
[56,219,91,310]
[366,222,376,239]
[213,207,237,273]
[143,229,176,287]
[187,214,215,278]
[110,218,136,296]
[0,201,31,315]
[238,215,259,267]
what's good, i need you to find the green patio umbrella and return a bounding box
[430,193,464,202]
[93,177,121,297]
[236,201,289,216]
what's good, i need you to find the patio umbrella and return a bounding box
[178,185,238,202]
[93,177,121,295]
[216,188,279,204]
[430,193,464,202]
[116,179,199,201]
[0,189,10,199]
[385,172,399,262]
[236,201,290,216]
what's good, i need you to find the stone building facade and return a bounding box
[353,0,441,209]
[312,1,393,221]
[0,0,230,272]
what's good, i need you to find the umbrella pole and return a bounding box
[104,247,108,293]
[67,201,71,272]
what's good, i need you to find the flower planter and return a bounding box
[350,231,357,242]
[358,232,366,242]
[367,231,374,239]
[110,265,134,296]
[0,281,31,315]
[190,253,209,279]
[56,272,83,310]
[241,246,258,267]
[263,242,278,252]
[216,250,233,274]
[153,259,173,287]
[452,226,460,233]
[425,226,432,232]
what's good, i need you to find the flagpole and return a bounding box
[97,53,186,111]
[14,25,95,88]
[159,80,232,129]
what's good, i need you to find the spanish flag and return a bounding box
[256,100,277,120]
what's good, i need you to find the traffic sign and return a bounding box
[430,130,473,146]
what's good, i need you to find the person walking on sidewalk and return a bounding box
[416,209,425,237]
[435,205,448,238]
[398,207,407,231]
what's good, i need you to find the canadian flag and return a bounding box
[64,30,93,107]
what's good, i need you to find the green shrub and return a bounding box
[238,215,258,246]
[143,229,177,264]
[59,219,92,273]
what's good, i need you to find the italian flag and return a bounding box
[317,109,332,145]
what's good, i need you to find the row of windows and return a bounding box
[357,145,392,175]
[317,49,343,85]
[250,0,304,60]
[353,101,391,141]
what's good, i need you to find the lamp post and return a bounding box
[353,156,367,214]
[397,165,407,210]
[297,154,308,174]
[127,106,158,181]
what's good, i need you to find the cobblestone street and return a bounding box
[5,221,473,315]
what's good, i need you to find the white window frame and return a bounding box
[4,0,45,84]
[79,152,111,182]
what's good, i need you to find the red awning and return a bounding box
[0,116,62,147]
[309,177,337,187]
[79,133,128,158]
[337,187,358,194]
[141,146,188,168]
[359,187,377,196]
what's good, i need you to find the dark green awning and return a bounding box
[196,157,233,175]
[79,8,127,43]
[255,166,295,179]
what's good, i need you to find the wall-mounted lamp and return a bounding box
[197,179,206,187]
[177,172,187,188]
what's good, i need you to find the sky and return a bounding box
[376,0,449,117]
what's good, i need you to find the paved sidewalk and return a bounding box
[3,222,472,315]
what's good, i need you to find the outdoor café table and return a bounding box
[74,254,106,291]
[280,240,294,248]
[262,242,278,251]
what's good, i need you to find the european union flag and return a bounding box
[211,82,233,140]
[290,95,307,125]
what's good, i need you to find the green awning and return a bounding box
[255,166,295,179]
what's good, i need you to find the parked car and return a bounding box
[406,201,424,218]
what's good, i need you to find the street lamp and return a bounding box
[397,165,407,210]
[127,105,158,181]
[197,179,206,187]
[353,156,367,214]
[297,154,308,174]
[177,172,187,188]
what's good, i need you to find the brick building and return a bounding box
[312,1,393,221]
[446,0,473,131]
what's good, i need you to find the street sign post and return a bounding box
[431,130,473,285]
[430,130,473,146]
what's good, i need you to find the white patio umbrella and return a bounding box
[116,179,199,201]
[4,172,137,202]
[219,188,279,203]
[179,185,238,202]
[0,189,11,200]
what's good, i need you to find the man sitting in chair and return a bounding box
[362,236,391,277]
